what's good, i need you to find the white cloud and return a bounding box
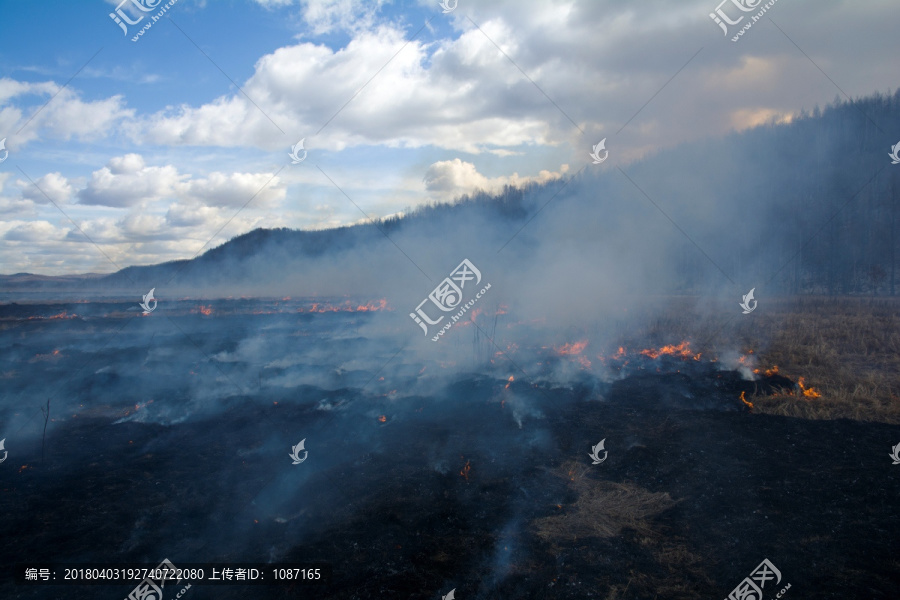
[183,172,286,209]
[78,154,184,207]
[0,197,35,217]
[20,172,74,204]
[0,173,34,218]
[165,203,221,228]
[130,22,560,153]
[423,158,569,201]
[252,0,390,34]
[0,77,133,147]
[1,220,61,242]
[75,154,285,209]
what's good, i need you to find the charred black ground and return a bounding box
[1,302,899,599]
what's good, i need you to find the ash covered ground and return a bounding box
[1,298,898,599]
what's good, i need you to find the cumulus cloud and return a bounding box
[120,0,823,161]
[2,220,61,242]
[165,203,222,228]
[20,172,74,204]
[78,154,184,208]
[76,154,285,209]
[0,77,132,146]
[0,173,34,217]
[130,22,562,153]
[9,1,900,159]
[0,148,295,273]
[424,158,569,201]
[0,198,36,219]
[182,172,286,209]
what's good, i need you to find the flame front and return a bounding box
[27,310,77,321]
[638,341,700,360]
[304,299,390,313]
[355,298,388,311]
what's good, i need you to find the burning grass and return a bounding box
[617,296,900,424]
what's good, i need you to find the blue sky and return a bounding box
[0,0,897,274]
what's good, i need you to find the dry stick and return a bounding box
[40,398,50,464]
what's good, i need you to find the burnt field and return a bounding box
[1,297,899,599]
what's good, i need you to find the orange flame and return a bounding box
[639,341,700,360]
[556,340,588,355]
[304,299,390,313]
[505,375,514,389]
[31,349,63,361]
[199,305,212,316]
[27,311,77,321]
[378,415,387,423]
[460,460,471,482]
[355,298,389,311]
[798,377,821,398]
[740,391,754,410]
[754,365,779,377]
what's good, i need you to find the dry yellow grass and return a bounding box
[611,296,900,424]
[534,460,676,543]
[533,462,708,599]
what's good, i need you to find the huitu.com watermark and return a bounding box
[709,0,780,42]
[588,439,607,465]
[109,0,180,42]
[125,558,190,600]
[740,288,757,314]
[410,259,491,342]
[724,558,790,600]
[289,439,308,465]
